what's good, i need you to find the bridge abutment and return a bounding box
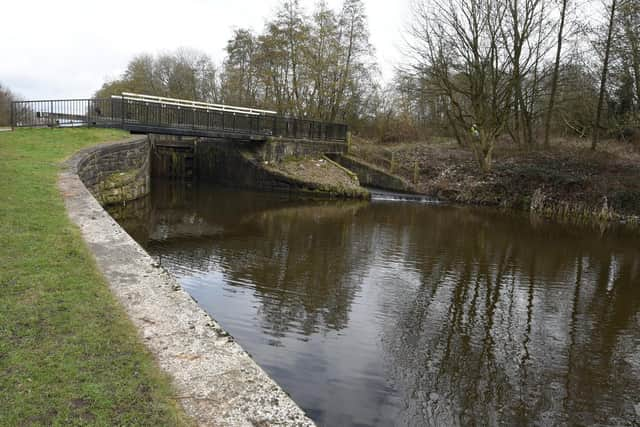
[76,133,371,206]
[150,135,368,198]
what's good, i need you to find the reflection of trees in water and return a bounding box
[217,204,374,337]
[377,206,640,426]
[563,252,640,425]
[126,180,374,337]
[115,182,640,425]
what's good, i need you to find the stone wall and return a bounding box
[195,141,296,191]
[148,134,196,180]
[150,136,354,196]
[195,141,321,193]
[76,136,150,205]
[191,139,368,197]
[257,137,347,162]
[326,153,415,193]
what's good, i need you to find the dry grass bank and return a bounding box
[352,136,640,224]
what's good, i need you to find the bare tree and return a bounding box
[0,83,17,126]
[307,1,340,119]
[406,0,513,171]
[221,30,259,106]
[592,0,618,150]
[543,0,569,147]
[218,0,377,124]
[502,0,551,146]
[95,49,219,103]
[274,0,309,116]
[624,1,640,112]
[614,0,640,118]
[329,0,374,122]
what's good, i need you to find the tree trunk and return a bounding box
[624,8,640,108]
[543,0,568,148]
[472,132,495,172]
[592,0,618,150]
[446,109,466,147]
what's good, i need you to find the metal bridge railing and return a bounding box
[10,98,349,142]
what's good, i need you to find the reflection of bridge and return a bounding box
[11,93,348,141]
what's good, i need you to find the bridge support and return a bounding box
[148,135,368,198]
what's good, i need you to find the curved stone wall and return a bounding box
[60,137,315,426]
[76,136,150,205]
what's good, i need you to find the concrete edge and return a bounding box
[240,150,370,199]
[58,137,315,427]
[327,153,417,194]
[322,154,360,182]
[343,154,414,187]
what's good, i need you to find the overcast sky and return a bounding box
[1,0,411,100]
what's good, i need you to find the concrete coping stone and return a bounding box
[59,136,315,427]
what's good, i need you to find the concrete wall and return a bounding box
[327,153,415,193]
[76,136,150,205]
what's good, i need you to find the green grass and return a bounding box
[0,128,191,426]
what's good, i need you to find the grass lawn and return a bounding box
[0,128,191,426]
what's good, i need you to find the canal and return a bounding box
[111,180,640,426]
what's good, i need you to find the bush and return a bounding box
[0,83,16,127]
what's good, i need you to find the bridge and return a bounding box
[10,93,348,142]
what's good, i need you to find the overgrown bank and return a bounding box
[0,129,190,425]
[353,137,640,227]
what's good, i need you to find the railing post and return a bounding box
[10,101,15,130]
[121,97,125,129]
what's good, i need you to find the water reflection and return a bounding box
[112,181,640,427]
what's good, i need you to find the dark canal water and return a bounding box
[111,180,640,426]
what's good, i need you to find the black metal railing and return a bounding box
[10,98,348,141]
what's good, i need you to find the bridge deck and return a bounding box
[11,98,348,142]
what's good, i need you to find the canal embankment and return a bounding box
[0,128,318,426]
[0,128,190,426]
[352,137,640,228]
[61,132,316,425]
